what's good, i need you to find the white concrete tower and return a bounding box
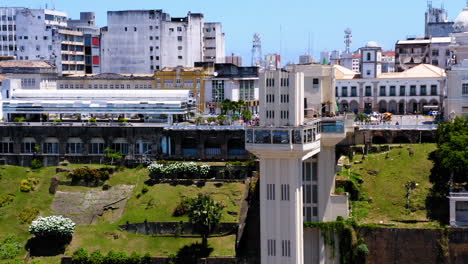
[360,41,382,78]
[246,69,321,264]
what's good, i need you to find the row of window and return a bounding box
[0,15,15,21]
[61,44,84,52]
[0,25,15,31]
[266,110,275,119]
[266,94,275,103]
[0,142,152,155]
[338,85,438,97]
[59,84,153,89]
[280,94,290,103]
[62,65,85,71]
[267,239,291,257]
[266,184,291,201]
[280,78,289,87]
[239,80,255,101]
[124,26,185,33]
[280,110,290,120]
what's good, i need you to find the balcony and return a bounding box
[245,121,321,156]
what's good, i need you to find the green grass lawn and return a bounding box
[341,144,439,228]
[0,164,245,263]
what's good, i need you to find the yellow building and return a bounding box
[155,66,213,113]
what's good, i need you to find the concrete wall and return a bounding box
[0,125,248,166]
[361,227,468,264]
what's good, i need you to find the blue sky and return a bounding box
[5,0,467,65]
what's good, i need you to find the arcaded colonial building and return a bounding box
[336,42,446,114]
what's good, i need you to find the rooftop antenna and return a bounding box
[308,32,311,55]
[251,33,263,67]
[344,28,352,54]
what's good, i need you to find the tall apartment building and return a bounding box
[0,7,86,75]
[101,10,225,74]
[68,12,101,74]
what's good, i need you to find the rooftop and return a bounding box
[0,61,55,68]
[397,37,451,45]
[335,64,445,80]
[61,73,154,80]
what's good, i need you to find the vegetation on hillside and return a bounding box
[426,117,468,224]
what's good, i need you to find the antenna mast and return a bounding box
[344,28,352,54]
[251,33,263,67]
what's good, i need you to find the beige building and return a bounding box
[56,73,154,90]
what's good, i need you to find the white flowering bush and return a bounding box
[148,162,211,179]
[29,215,75,238]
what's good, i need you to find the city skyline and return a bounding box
[4,0,468,65]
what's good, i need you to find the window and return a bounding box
[367,52,371,61]
[111,142,129,155]
[66,143,83,154]
[169,28,174,32]
[124,27,127,31]
[43,142,59,154]
[432,60,439,66]
[410,85,416,96]
[351,86,357,97]
[431,85,437,96]
[89,142,105,155]
[164,80,174,88]
[149,36,153,40]
[281,240,291,257]
[178,46,182,50]
[267,240,276,256]
[149,26,153,30]
[0,141,13,153]
[240,80,255,101]
[390,86,396,96]
[177,27,182,32]
[281,184,290,201]
[177,36,183,41]
[379,86,386,96]
[420,85,427,96]
[366,70,371,76]
[303,160,318,221]
[178,56,183,59]
[267,184,275,200]
[341,87,348,97]
[134,27,137,32]
[212,80,225,102]
[313,78,320,89]
[432,49,439,56]
[400,86,406,96]
[183,80,193,88]
[462,83,468,96]
[365,86,372,96]
[21,141,36,154]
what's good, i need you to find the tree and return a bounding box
[217,115,227,125]
[220,99,232,115]
[241,109,253,121]
[195,116,204,125]
[104,148,123,166]
[426,117,468,223]
[187,194,223,246]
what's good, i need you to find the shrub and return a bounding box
[71,249,152,264]
[148,162,211,180]
[0,235,22,260]
[173,198,191,216]
[20,178,39,192]
[68,168,111,186]
[0,194,15,208]
[141,186,149,194]
[18,207,40,224]
[13,116,25,123]
[31,159,43,169]
[29,215,75,239]
[89,117,97,123]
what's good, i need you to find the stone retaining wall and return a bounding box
[119,221,238,236]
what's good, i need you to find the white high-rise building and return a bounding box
[0,7,85,75]
[246,65,350,264]
[100,10,225,74]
